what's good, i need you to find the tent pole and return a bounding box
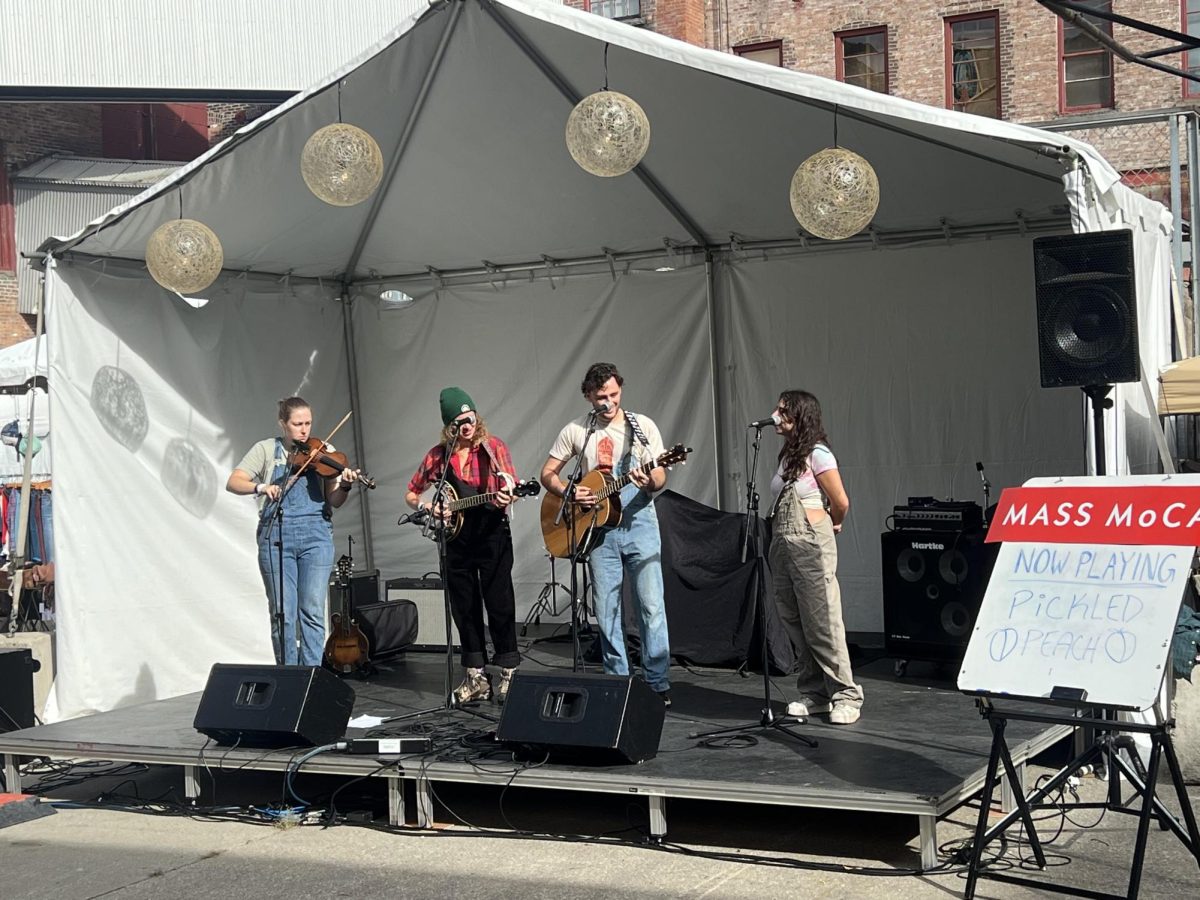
[704,251,726,510]
[481,0,710,248]
[340,288,375,574]
[7,254,51,635]
[341,0,465,280]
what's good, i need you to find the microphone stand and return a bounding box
[389,423,495,724]
[976,461,992,528]
[558,408,602,672]
[260,442,311,667]
[690,422,817,748]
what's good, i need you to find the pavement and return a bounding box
[1,760,1198,899]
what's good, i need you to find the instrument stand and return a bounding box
[689,425,817,749]
[520,555,573,636]
[963,698,1200,900]
[388,430,496,726]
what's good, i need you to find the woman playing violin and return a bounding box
[226,396,361,667]
[404,387,520,705]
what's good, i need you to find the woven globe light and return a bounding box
[789,147,880,241]
[565,90,650,177]
[301,123,384,206]
[146,219,224,294]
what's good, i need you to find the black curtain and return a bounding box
[622,490,796,673]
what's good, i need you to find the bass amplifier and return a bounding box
[882,529,999,664]
[385,576,458,651]
[892,499,983,533]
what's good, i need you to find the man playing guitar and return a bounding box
[539,362,673,707]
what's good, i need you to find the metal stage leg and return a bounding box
[648,794,667,841]
[1000,760,1024,814]
[388,774,405,827]
[183,765,200,801]
[3,753,19,792]
[918,815,938,871]
[415,774,434,827]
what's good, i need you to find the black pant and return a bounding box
[445,512,519,669]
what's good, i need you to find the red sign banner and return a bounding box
[986,486,1200,546]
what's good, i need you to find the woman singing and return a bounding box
[404,387,520,704]
[767,390,862,724]
[226,396,359,666]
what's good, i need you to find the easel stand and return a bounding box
[689,424,816,749]
[964,698,1200,900]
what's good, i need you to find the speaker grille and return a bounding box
[1033,231,1138,388]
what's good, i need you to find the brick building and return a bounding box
[0,102,278,347]
[573,1,1198,218]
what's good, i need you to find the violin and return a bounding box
[288,437,377,489]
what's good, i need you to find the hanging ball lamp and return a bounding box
[146,219,224,294]
[565,90,651,178]
[789,147,880,241]
[301,123,384,206]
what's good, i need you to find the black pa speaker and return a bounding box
[1033,229,1139,388]
[193,664,355,747]
[882,530,999,663]
[0,648,37,734]
[496,671,665,764]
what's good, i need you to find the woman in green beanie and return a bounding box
[404,387,521,703]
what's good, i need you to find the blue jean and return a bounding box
[257,512,334,666]
[588,494,671,692]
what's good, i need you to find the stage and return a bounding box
[0,637,1069,870]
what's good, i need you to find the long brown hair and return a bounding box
[277,396,310,423]
[777,390,830,482]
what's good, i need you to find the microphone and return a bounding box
[748,413,782,429]
[976,461,990,486]
[588,400,612,418]
[398,508,430,526]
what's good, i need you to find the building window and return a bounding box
[946,13,1000,117]
[587,0,641,20]
[1185,0,1200,97]
[837,27,888,94]
[734,40,784,68]
[1060,0,1114,112]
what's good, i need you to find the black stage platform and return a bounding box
[0,639,1068,870]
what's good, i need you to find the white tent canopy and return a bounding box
[38,0,1174,719]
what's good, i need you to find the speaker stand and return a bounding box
[1082,384,1114,476]
[689,424,817,750]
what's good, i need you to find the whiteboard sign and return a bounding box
[957,542,1189,709]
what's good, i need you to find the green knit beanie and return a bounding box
[439,386,475,425]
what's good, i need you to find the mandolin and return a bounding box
[540,444,691,559]
[323,553,370,674]
[422,478,541,542]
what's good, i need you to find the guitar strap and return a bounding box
[623,410,651,450]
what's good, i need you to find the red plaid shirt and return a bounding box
[407,436,516,496]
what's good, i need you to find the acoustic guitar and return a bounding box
[423,478,541,542]
[323,554,370,674]
[540,444,692,559]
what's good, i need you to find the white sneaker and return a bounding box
[829,704,861,725]
[786,697,831,718]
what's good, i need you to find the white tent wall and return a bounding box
[351,265,717,606]
[44,261,358,720]
[713,236,1086,632]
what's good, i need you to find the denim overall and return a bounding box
[768,486,862,708]
[587,449,671,692]
[256,439,334,666]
